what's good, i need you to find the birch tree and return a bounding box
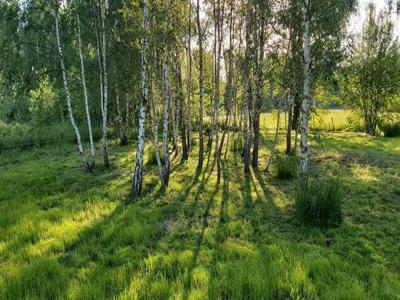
[52,4,90,170]
[243,1,253,175]
[74,0,95,169]
[133,0,149,196]
[196,0,204,171]
[300,0,311,176]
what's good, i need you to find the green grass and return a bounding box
[0,113,400,299]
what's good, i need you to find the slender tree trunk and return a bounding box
[252,10,266,169]
[301,0,311,177]
[150,76,165,185]
[133,0,149,196]
[162,52,171,186]
[100,1,110,168]
[218,3,234,157]
[122,93,130,144]
[74,2,95,169]
[187,0,193,150]
[115,85,125,145]
[265,107,281,173]
[176,55,188,161]
[196,0,204,171]
[243,4,252,175]
[286,90,294,155]
[53,8,89,170]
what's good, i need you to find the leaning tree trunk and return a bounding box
[196,0,204,171]
[53,8,89,170]
[74,2,95,169]
[133,0,149,196]
[301,0,311,177]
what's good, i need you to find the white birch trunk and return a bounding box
[100,0,110,168]
[196,0,204,171]
[133,0,149,195]
[301,0,311,176]
[75,2,95,169]
[52,8,89,169]
[162,53,171,186]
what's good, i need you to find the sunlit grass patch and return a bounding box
[0,123,400,298]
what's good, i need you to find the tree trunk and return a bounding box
[187,0,193,151]
[243,4,252,175]
[74,1,95,169]
[53,8,89,170]
[301,0,311,177]
[115,85,125,145]
[133,0,149,196]
[176,55,188,161]
[196,0,204,171]
[252,9,266,169]
[162,52,171,186]
[100,1,110,168]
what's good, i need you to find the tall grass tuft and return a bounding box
[276,156,299,180]
[295,178,343,228]
[230,134,244,154]
[146,145,165,166]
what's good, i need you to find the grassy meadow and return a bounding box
[0,111,399,299]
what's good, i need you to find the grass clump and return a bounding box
[295,178,343,228]
[230,134,244,154]
[146,144,165,166]
[276,156,299,180]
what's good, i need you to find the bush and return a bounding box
[295,178,343,228]
[380,121,400,137]
[276,156,298,180]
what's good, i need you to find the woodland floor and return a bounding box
[0,120,400,299]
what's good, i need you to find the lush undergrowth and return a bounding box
[0,120,400,299]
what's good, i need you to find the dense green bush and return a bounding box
[380,121,400,137]
[276,156,299,180]
[295,178,343,228]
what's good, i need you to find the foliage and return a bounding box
[295,178,343,228]
[341,4,400,135]
[276,155,299,180]
[380,119,400,137]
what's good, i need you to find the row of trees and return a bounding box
[2,0,399,196]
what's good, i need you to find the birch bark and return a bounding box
[53,7,89,170]
[133,0,149,195]
[301,0,311,176]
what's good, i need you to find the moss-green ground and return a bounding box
[1,112,399,299]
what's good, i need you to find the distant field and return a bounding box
[260,109,353,132]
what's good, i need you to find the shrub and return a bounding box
[295,178,343,228]
[380,121,400,137]
[276,156,298,180]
